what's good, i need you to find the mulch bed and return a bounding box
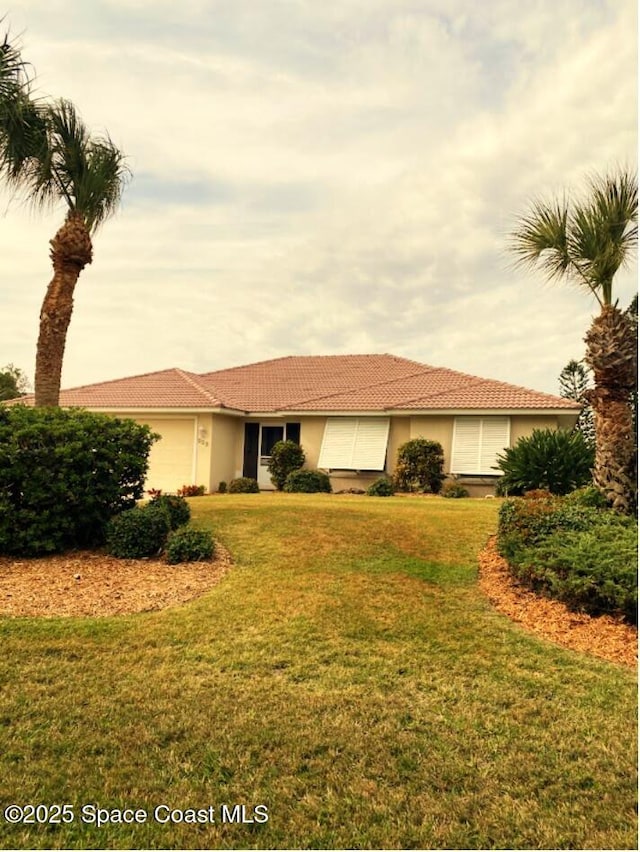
[0,546,233,618]
[478,536,637,669]
[0,539,637,672]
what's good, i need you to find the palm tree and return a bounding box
[0,31,129,407]
[510,170,638,514]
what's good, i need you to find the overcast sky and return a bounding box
[1,0,637,396]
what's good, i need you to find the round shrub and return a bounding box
[165,528,215,564]
[267,440,306,490]
[366,476,395,497]
[149,494,190,529]
[106,505,170,558]
[495,428,594,496]
[284,469,332,493]
[0,406,157,555]
[394,438,445,494]
[441,482,469,498]
[228,477,260,493]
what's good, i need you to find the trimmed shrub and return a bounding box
[284,469,332,493]
[218,481,227,494]
[497,492,637,623]
[177,484,206,497]
[495,428,594,496]
[0,405,157,555]
[511,524,637,624]
[166,528,215,564]
[267,440,306,490]
[367,476,395,497]
[563,485,609,509]
[441,482,469,498]
[394,439,445,494]
[148,494,190,530]
[228,477,260,493]
[106,504,170,559]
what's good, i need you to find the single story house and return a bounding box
[15,354,581,495]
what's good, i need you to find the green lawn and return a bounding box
[0,494,636,849]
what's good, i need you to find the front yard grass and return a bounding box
[0,494,636,849]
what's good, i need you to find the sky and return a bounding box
[1,0,637,396]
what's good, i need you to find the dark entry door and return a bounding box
[242,423,259,479]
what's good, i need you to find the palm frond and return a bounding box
[510,169,638,307]
[13,98,129,231]
[0,28,47,188]
[509,198,573,278]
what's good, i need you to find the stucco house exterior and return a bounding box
[15,354,581,495]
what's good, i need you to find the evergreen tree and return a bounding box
[559,359,595,445]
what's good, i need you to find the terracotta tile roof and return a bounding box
[14,368,223,409]
[10,355,580,412]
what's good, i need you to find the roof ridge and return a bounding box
[285,364,437,408]
[199,355,295,378]
[174,368,223,406]
[56,367,183,394]
[198,353,426,380]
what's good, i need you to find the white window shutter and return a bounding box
[451,417,510,474]
[319,418,390,470]
[451,418,482,473]
[352,418,390,470]
[318,418,358,469]
[480,417,510,473]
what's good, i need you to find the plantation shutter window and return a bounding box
[318,417,390,470]
[451,417,510,475]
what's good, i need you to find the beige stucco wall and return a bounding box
[409,416,455,471]
[100,409,579,494]
[208,414,240,488]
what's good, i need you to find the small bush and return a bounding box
[177,484,206,497]
[495,428,594,496]
[267,440,306,490]
[218,481,227,494]
[441,482,469,498]
[106,505,170,559]
[165,528,215,564]
[228,477,260,493]
[367,476,395,497]
[284,469,332,493]
[394,439,445,494]
[148,494,190,530]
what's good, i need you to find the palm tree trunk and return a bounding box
[584,305,638,514]
[34,211,92,406]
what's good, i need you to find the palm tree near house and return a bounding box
[510,169,638,514]
[0,31,129,407]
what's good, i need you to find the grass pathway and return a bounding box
[0,495,636,849]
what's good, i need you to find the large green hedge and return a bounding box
[0,405,157,555]
[497,490,637,623]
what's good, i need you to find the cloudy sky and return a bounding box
[1,0,637,396]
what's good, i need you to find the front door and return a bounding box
[257,424,285,489]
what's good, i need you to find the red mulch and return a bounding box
[478,536,637,669]
[0,546,233,618]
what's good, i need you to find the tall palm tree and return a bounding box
[0,32,129,407]
[510,170,638,514]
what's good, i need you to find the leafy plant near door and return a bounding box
[267,440,306,490]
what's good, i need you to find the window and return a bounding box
[318,417,390,471]
[451,417,510,475]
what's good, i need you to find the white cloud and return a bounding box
[0,0,636,394]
